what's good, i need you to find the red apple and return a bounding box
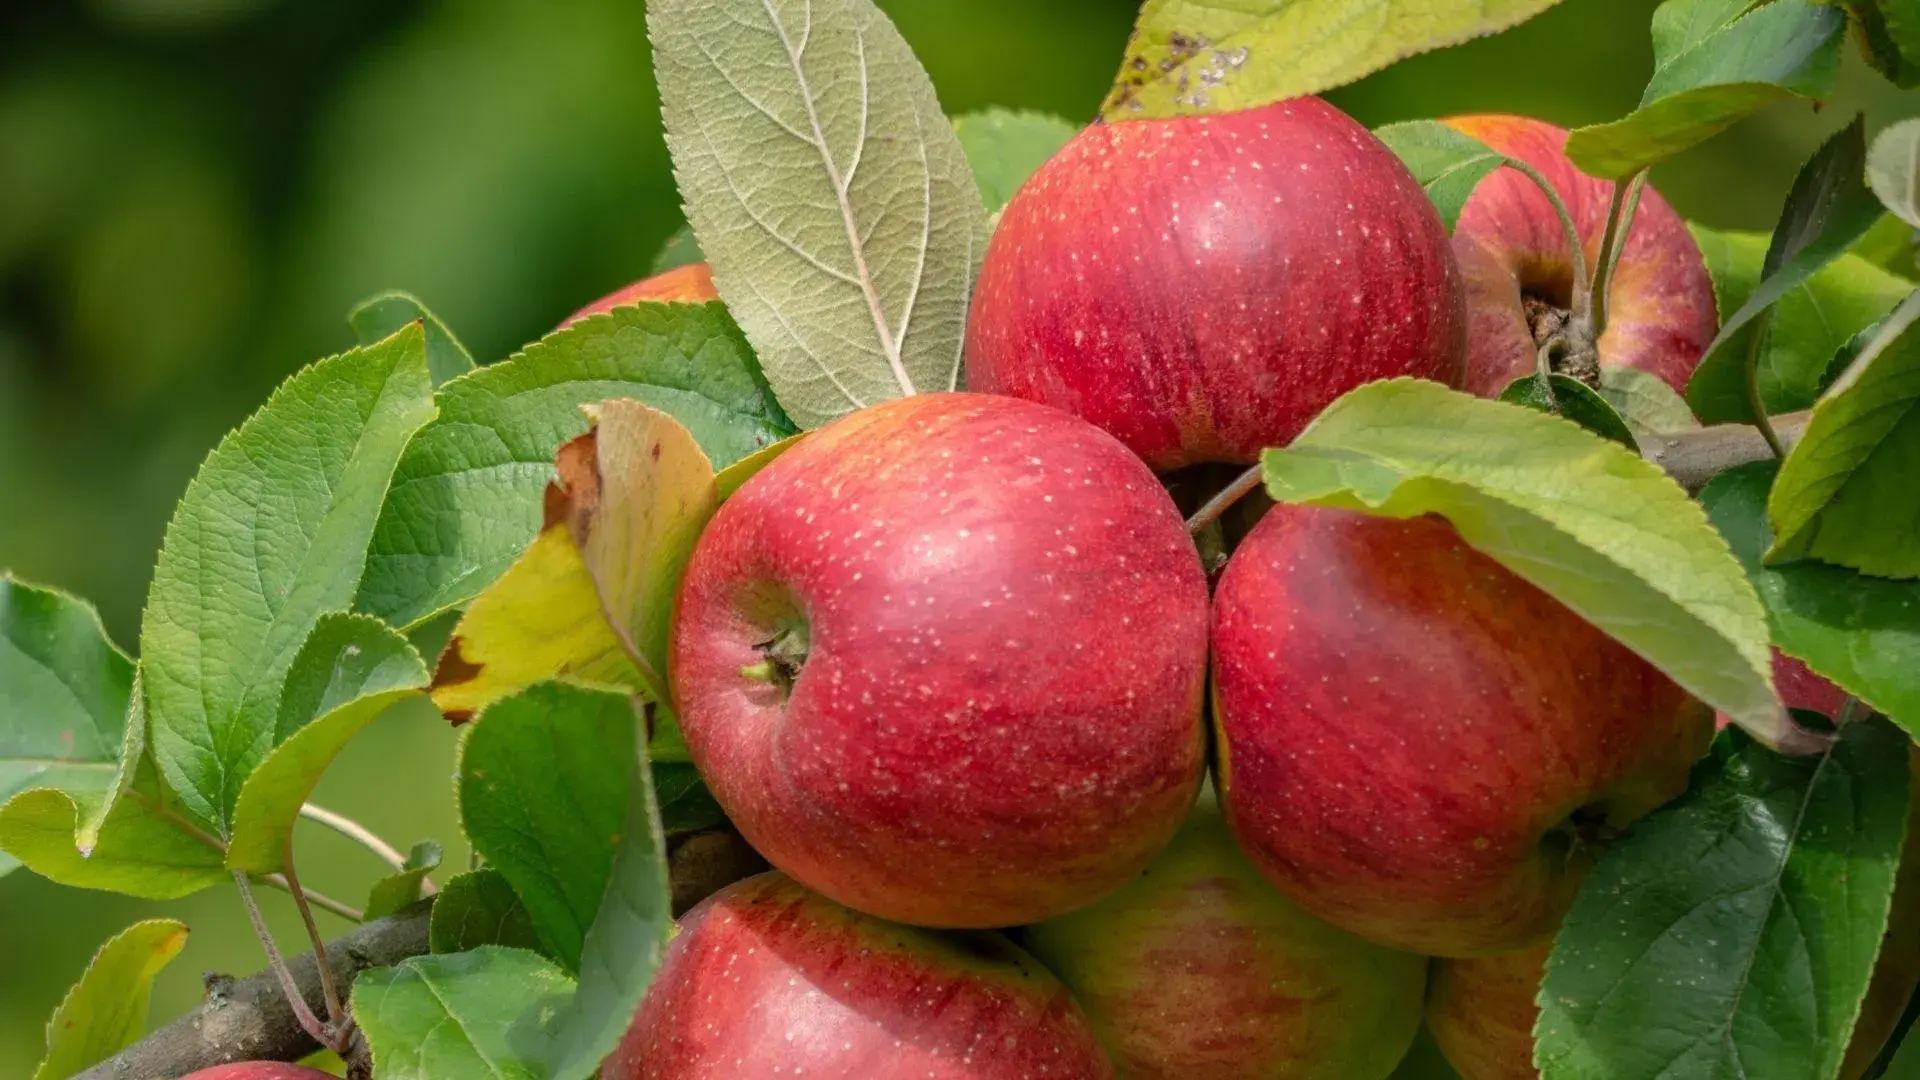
[605,872,1114,1080]
[1210,505,1713,956]
[1715,650,1848,728]
[179,1066,338,1079]
[1444,115,1717,395]
[964,98,1465,472]
[671,392,1209,928]
[1022,788,1427,1079]
[559,262,718,328]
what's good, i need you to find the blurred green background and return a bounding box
[0,0,1916,1073]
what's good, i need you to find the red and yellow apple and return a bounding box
[558,262,718,328]
[1210,506,1713,956]
[1022,788,1427,1079]
[965,98,1465,471]
[606,872,1114,1079]
[1445,115,1717,395]
[671,392,1209,928]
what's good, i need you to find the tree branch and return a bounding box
[73,828,765,1080]
[1641,411,1809,493]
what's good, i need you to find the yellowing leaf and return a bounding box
[1102,0,1567,120]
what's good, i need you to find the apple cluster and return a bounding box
[260,100,1895,1080]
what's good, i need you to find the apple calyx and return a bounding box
[739,621,810,697]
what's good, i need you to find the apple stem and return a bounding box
[1742,318,1789,460]
[283,837,349,1034]
[1588,172,1647,343]
[1500,157,1590,311]
[741,622,811,696]
[232,870,338,1051]
[1186,464,1264,536]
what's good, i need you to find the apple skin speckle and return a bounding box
[672,393,1209,929]
[965,97,1465,472]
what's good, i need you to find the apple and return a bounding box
[558,262,718,328]
[605,872,1114,1079]
[1444,114,1717,395]
[671,392,1209,928]
[1022,787,1427,1079]
[179,1066,339,1080]
[1717,651,1848,729]
[1210,505,1713,956]
[964,98,1465,472]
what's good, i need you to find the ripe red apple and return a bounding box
[1717,650,1849,730]
[1444,114,1717,395]
[605,872,1114,1080]
[179,1066,338,1079]
[965,98,1465,472]
[671,392,1209,928]
[1022,788,1427,1079]
[558,262,718,328]
[1211,505,1713,956]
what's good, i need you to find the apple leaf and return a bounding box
[0,757,225,899]
[349,290,477,385]
[0,576,136,878]
[953,109,1077,215]
[1701,462,1920,738]
[365,841,444,920]
[1766,288,1920,578]
[1869,118,1920,229]
[1851,213,1920,279]
[226,613,430,875]
[354,946,573,1080]
[650,224,704,275]
[1389,1029,1468,1080]
[1537,718,1910,1080]
[1497,374,1638,448]
[1597,367,1700,440]
[143,323,436,834]
[1099,0,1567,121]
[355,302,794,631]
[650,0,989,429]
[540,711,674,1080]
[1260,378,1797,750]
[1373,120,1506,232]
[431,868,542,955]
[656,762,727,835]
[458,682,638,974]
[1565,0,1845,179]
[1687,227,1911,423]
[31,919,189,1080]
[1685,118,1888,425]
[1833,0,1920,88]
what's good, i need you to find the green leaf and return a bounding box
[0,576,135,877]
[459,683,637,974]
[1869,118,1920,229]
[650,0,990,428]
[1597,367,1701,440]
[649,224,704,275]
[1389,1028,1468,1080]
[1260,378,1795,750]
[32,919,189,1080]
[354,946,572,1080]
[0,758,225,899]
[1537,719,1911,1080]
[1701,462,1920,737]
[349,291,478,385]
[1850,212,1920,279]
[1497,374,1638,448]
[953,109,1077,215]
[1767,288,1920,578]
[1687,227,1912,422]
[430,868,542,955]
[1565,0,1845,179]
[656,762,726,835]
[143,324,436,833]
[355,303,794,630]
[541,715,673,1080]
[1686,118,1888,425]
[1373,120,1506,232]
[366,841,444,921]
[1099,0,1568,120]
[226,614,429,875]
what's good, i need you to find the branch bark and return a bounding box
[1642,411,1808,493]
